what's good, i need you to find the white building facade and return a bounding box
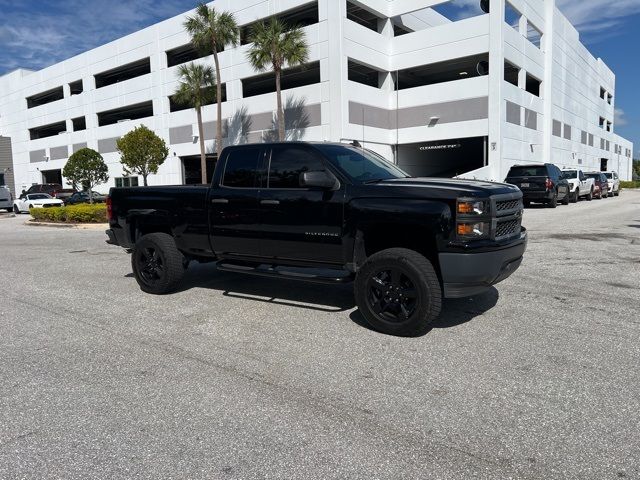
[0,0,634,196]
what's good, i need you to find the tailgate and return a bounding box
[505,176,547,191]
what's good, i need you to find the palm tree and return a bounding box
[184,3,239,159]
[173,63,216,184]
[247,18,309,141]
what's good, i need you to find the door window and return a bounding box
[222,147,263,188]
[267,146,326,189]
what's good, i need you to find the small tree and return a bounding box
[62,148,109,203]
[247,19,309,141]
[116,126,169,186]
[173,62,216,184]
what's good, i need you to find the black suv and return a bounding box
[505,163,570,208]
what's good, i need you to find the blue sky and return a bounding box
[0,0,638,156]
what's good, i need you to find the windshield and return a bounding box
[584,173,600,179]
[604,173,613,179]
[563,170,577,178]
[28,194,51,200]
[318,145,409,184]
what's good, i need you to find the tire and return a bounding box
[5,207,12,212]
[523,200,531,208]
[586,189,593,201]
[548,192,558,208]
[572,189,579,203]
[354,248,442,337]
[131,233,186,294]
[28,204,33,210]
[561,192,570,205]
[13,205,20,214]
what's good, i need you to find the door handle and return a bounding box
[211,198,229,204]
[260,199,280,206]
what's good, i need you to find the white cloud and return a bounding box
[614,108,629,126]
[0,0,195,74]
[556,0,640,40]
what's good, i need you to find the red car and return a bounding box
[21,184,76,201]
[583,173,609,199]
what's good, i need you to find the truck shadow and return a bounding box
[177,262,355,313]
[161,263,499,332]
[349,287,499,336]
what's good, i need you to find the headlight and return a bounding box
[457,200,487,215]
[457,222,489,239]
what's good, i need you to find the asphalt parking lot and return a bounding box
[1,191,639,479]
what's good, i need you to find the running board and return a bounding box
[216,261,354,284]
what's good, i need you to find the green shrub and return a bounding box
[29,203,107,223]
[620,181,640,189]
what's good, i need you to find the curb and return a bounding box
[24,220,108,230]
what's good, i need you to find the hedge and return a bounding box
[620,181,640,189]
[29,203,107,223]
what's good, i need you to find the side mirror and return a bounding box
[300,171,339,190]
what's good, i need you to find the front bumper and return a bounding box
[439,229,528,298]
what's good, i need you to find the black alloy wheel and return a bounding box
[355,248,441,337]
[131,233,186,294]
[367,268,418,323]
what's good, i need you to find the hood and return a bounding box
[374,177,520,198]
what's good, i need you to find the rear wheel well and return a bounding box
[130,218,172,243]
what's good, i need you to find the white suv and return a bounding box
[0,185,13,212]
[603,172,620,196]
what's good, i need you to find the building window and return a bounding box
[166,44,216,68]
[26,87,64,109]
[346,1,382,32]
[95,58,151,89]
[72,116,86,132]
[506,101,521,125]
[504,61,520,87]
[505,2,521,30]
[600,138,606,150]
[607,93,613,105]
[97,101,154,127]
[563,124,571,140]
[395,54,489,90]
[242,61,320,98]
[430,0,488,22]
[29,121,67,140]
[241,2,319,44]
[525,73,541,97]
[599,117,606,129]
[581,130,587,145]
[526,21,542,48]
[69,80,83,95]
[348,59,383,88]
[525,109,537,130]
[600,87,606,100]
[588,133,594,147]
[115,177,139,188]
[552,120,562,137]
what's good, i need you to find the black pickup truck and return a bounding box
[107,142,527,336]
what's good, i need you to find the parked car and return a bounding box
[561,169,594,202]
[64,191,107,205]
[107,142,528,337]
[21,184,76,200]
[13,193,64,213]
[505,163,570,208]
[603,171,620,196]
[0,185,13,212]
[584,172,609,199]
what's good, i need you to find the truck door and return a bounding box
[257,144,345,265]
[208,146,264,259]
